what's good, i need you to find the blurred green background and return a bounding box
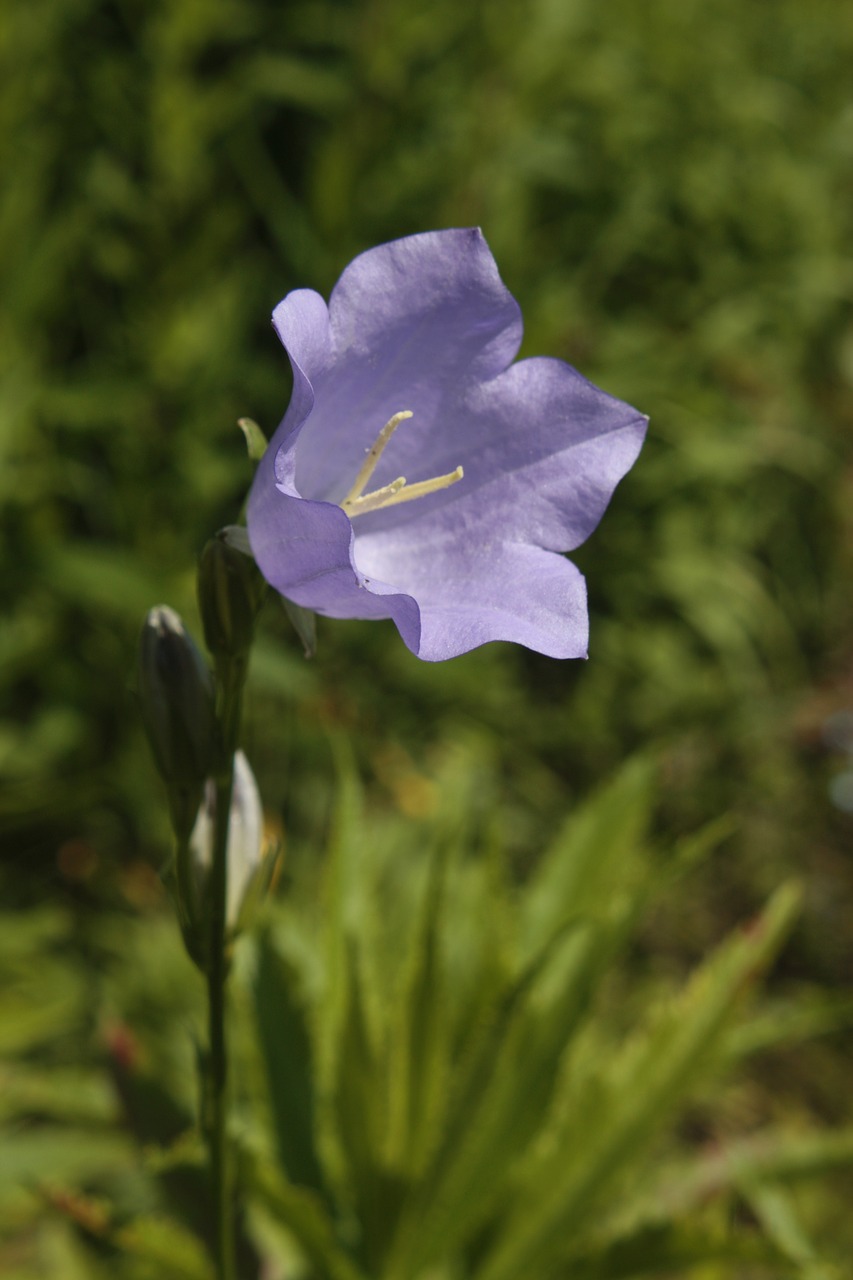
[2,0,853,1272]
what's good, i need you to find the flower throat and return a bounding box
[340,411,463,519]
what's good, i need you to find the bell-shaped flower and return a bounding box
[247,229,647,661]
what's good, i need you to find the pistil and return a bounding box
[341,411,463,520]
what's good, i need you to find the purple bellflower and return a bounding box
[247,229,647,661]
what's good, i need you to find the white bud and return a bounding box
[190,751,264,930]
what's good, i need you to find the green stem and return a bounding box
[206,657,246,1280]
[208,767,235,1280]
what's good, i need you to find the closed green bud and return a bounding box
[138,605,216,839]
[198,529,267,662]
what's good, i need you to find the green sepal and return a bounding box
[283,598,317,658]
[238,416,269,461]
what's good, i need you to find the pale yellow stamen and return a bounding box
[343,476,406,517]
[340,410,464,520]
[343,411,412,505]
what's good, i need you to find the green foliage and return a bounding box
[2,0,853,1274]
[2,0,852,879]
[2,749,852,1276]
[243,754,850,1279]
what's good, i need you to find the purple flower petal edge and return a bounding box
[247,229,647,661]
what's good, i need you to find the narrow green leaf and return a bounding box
[386,915,597,1278]
[248,1159,370,1280]
[565,1221,788,1279]
[520,756,656,962]
[724,992,853,1060]
[254,930,326,1197]
[646,1127,853,1219]
[742,1182,831,1274]
[0,980,87,1056]
[113,1215,212,1280]
[331,937,410,1270]
[314,749,390,1217]
[0,1129,134,1203]
[24,1219,113,1280]
[479,882,802,1280]
[668,813,737,877]
[333,939,382,1184]
[383,839,452,1177]
[0,1067,117,1125]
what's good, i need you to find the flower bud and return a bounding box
[138,607,216,839]
[189,751,277,936]
[197,529,267,661]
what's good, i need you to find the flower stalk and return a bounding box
[203,647,254,1280]
[206,752,237,1280]
[199,538,261,1280]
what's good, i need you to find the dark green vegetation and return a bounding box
[2,0,853,1275]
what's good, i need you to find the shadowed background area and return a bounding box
[2,0,853,1272]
